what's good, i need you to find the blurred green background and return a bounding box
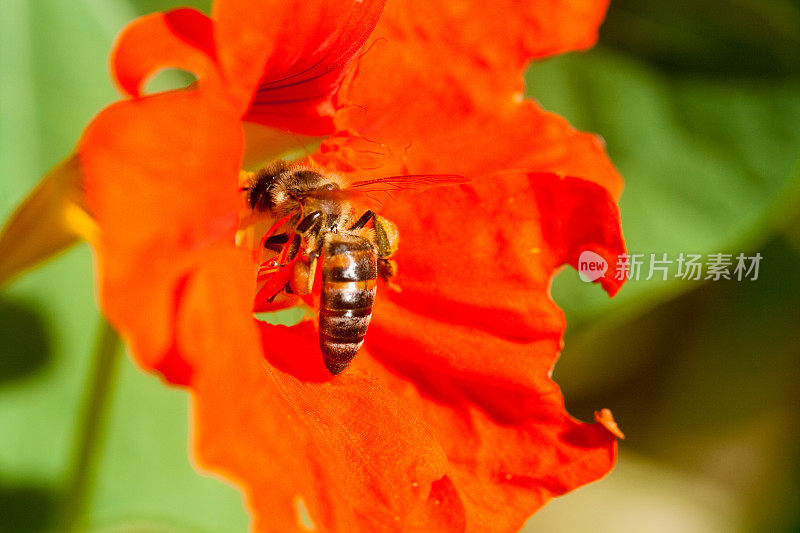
[1,0,799,531]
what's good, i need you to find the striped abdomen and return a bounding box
[319,234,377,375]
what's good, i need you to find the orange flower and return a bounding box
[77,0,626,531]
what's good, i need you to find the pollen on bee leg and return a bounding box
[290,257,314,295]
[378,259,401,292]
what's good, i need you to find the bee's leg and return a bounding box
[285,211,326,293]
[373,215,399,259]
[296,210,324,254]
[349,210,400,288]
[263,232,290,252]
[372,215,402,292]
[349,210,375,230]
[280,210,323,265]
[288,249,322,296]
[306,250,320,293]
[282,233,301,264]
[378,257,399,283]
[291,237,324,295]
[289,258,311,295]
[265,292,280,303]
[297,210,323,233]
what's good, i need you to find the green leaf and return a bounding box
[526,48,800,325]
[0,0,211,221]
[0,1,246,532]
[599,0,800,77]
[87,351,249,533]
[546,236,800,533]
[524,4,800,531]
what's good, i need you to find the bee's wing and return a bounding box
[304,188,368,200]
[348,174,469,192]
[304,173,468,206]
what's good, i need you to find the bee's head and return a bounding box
[245,160,291,212]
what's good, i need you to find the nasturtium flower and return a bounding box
[14,0,628,531]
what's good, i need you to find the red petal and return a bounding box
[112,9,220,98]
[351,172,624,529]
[81,1,626,530]
[325,0,621,197]
[362,172,624,401]
[181,248,464,532]
[375,173,624,346]
[213,0,386,132]
[531,173,626,296]
[359,351,616,532]
[79,88,243,383]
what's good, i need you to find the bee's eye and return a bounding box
[322,183,339,191]
[247,172,281,211]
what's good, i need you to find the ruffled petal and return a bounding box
[79,88,243,383]
[182,247,465,532]
[213,0,386,132]
[367,173,623,351]
[359,351,616,532]
[351,172,624,530]
[327,0,621,197]
[112,8,220,97]
[363,171,624,410]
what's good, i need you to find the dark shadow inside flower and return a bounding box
[245,10,380,108]
[234,2,388,134]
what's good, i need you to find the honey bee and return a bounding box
[243,160,465,375]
